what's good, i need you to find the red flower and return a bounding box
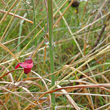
[15,57,33,74]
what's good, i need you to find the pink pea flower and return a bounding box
[15,57,33,74]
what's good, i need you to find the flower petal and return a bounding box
[15,58,33,74]
[24,68,31,74]
[25,59,33,63]
[15,63,21,69]
[26,63,33,68]
[19,62,28,68]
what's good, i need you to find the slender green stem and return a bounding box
[17,14,26,52]
[31,0,40,73]
[31,0,36,28]
[47,0,55,107]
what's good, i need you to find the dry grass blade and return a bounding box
[0,0,19,25]
[0,87,42,109]
[73,11,110,36]
[0,99,8,110]
[38,84,110,99]
[53,1,95,108]
[0,70,15,80]
[53,0,75,28]
[0,43,19,62]
[95,103,110,110]
[24,73,80,110]
[50,45,110,91]
[0,10,33,24]
[23,70,51,110]
[32,40,44,57]
[66,66,110,92]
[1,0,7,6]
[57,85,80,110]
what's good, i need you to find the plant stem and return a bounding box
[47,0,55,107]
[17,14,26,52]
[31,0,40,74]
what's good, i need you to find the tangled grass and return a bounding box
[0,0,110,110]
